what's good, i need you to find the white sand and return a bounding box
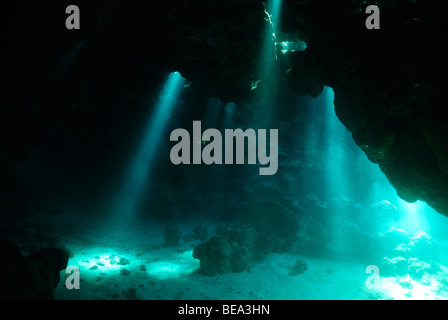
[53,219,448,300]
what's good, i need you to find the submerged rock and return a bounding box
[289,259,308,276]
[379,256,408,277]
[367,227,410,261]
[368,228,441,281]
[408,231,438,261]
[192,225,257,276]
[193,199,301,276]
[384,227,409,248]
[0,237,69,299]
[242,199,300,255]
[408,257,439,282]
[120,268,131,276]
[282,0,448,216]
[368,227,440,263]
[118,257,130,266]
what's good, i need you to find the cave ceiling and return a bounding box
[1,0,448,217]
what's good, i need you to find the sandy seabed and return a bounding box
[53,218,448,300]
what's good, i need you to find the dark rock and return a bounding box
[120,268,131,276]
[289,259,308,276]
[282,0,448,216]
[167,0,274,104]
[192,225,257,276]
[193,199,300,276]
[8,213,61,254]
[118,257,130,266]
[62,247,75,258]
[0,237,69,299]
[242,199,299,255]
[285,48,326,98]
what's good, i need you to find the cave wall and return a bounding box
[281,0,448,215]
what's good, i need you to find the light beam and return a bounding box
[112,72,184,223]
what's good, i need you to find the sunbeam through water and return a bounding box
[111,72,185,224]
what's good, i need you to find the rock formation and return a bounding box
[0,237,69,299]
[193,199,299,275]
[281,0,448,215]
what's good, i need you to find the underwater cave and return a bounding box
[1,0,448,301]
